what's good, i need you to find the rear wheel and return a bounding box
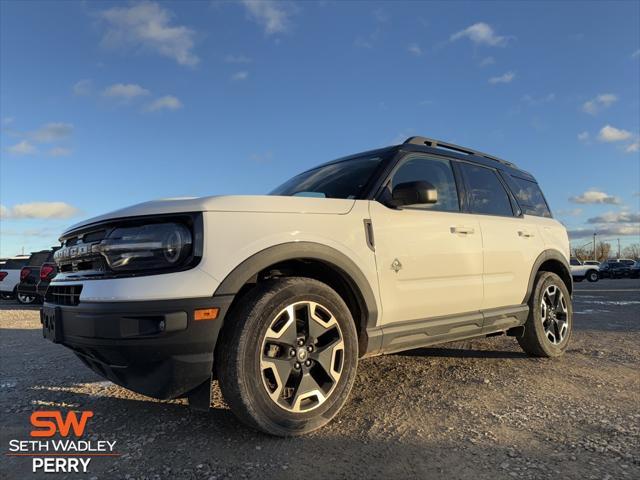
[17,293,36,304]
[587,270,599,282]
[518,271,572,357]
[216,277,358,436]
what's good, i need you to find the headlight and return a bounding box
[95,222,193,271]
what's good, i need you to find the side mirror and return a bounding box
[390,181,438,208]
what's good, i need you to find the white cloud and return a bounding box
[146,95,183,112]
[73,79,93,96]
[582,93,617,115]
[556,208,583,217]
[241,0,290,35]
[224,54,252,64]
[7,140,37,155]
[569,190,621,205]
[597,124,632,142]
[231,71,249,81]
[587,211,640,224]
[102,83,151,100]
[488,71,515,84]
[407,43,422,56]
[479,56,495,67]
[100,1,199,66]
[577,131,589,142]
[0,202,80,220]
[568,224,640,239]
[49,146,72,157]
[522,93,555,105]
[451,22,510,47]
[30,122,74,142]
[625,141,639,153]
[2,116,15,126]
[632,49,640,58]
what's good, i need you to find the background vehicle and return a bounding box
[17,249,58,304]
[43,136,572,436]
[599,261,631,279]
[0,256,30,300]
[570,257,599,282]
[613,258,635,267]
[630,262,640,279]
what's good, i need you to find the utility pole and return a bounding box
[617,238,621,259]
[593,232,597,261]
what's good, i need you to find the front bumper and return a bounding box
[41,296,233,399]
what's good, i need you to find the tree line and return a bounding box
[573,243,640,262]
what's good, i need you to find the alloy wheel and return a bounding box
[17,294,35,304]
[260,301,345,413]
[540,285,568,345]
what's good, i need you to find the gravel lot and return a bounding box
[1,279,639,480]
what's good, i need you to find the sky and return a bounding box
[1,0,639,257]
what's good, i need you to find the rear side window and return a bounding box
[4,259,28,269]
[459,163,514,216]
[510,176,551,217]
[390,156,460,212]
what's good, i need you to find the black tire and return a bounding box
[518,271,572,357]
[216,277,358,436]
[0,291,14,300]
[586,270,599,283]
[17,293,36,305]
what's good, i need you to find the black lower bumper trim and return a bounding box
[42,296,233,399]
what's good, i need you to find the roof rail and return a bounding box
[403,136,514,167]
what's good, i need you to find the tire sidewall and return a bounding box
[587,271,599,282]
[530,272,573,356]
[233,279,358,435]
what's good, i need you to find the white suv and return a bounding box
[42,136,572,436]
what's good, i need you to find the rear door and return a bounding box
[457,163,544,311]
[370,154,484,325]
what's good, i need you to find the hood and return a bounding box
[64,195,356,233]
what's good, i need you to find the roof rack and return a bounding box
[403,136,514,167]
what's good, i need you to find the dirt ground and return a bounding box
[1,279,639,480]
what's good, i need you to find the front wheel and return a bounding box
[216,277,358,436]
[587,270,599,282]
[518,271,573,357]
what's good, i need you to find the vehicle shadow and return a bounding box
[396,346,528,359]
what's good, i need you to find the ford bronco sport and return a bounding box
[43,136,572,436]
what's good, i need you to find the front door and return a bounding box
[370,154,484,325]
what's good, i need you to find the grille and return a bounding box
[45,285,83,306]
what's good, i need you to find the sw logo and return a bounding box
[30,410,94,437]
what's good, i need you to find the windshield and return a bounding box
[270,155,384,199]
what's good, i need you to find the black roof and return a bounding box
[296,136,536,182]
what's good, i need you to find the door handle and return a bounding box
[518,230,535,238]
[450,226,475,235]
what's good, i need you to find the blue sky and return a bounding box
[1,0,639,257]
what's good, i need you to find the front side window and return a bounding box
[510,176,552,217]
[270,155,384,199]
[460,163,514,216]
[387,156,460,212]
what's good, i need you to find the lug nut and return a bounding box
[305,360,312,367]
[289,348,296,357]
[297,339,305,346]
[307,345,313,352]
[294,362,301,369]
